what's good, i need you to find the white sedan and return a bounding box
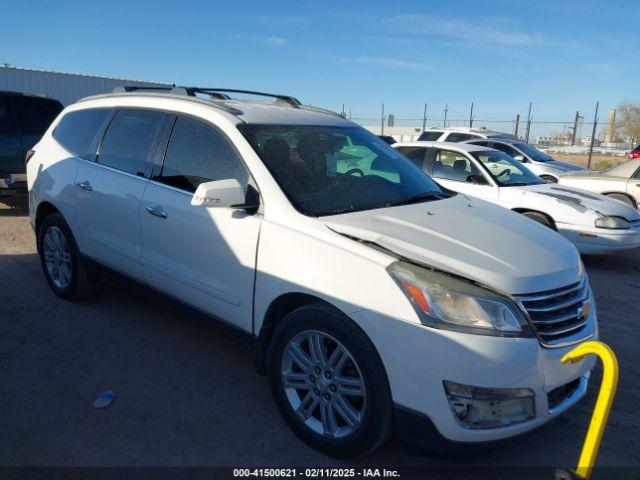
[394,141,640,254]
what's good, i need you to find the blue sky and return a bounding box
[3,0,639,128]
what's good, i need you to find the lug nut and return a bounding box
[324,371,332,379]
[329,384,336,392]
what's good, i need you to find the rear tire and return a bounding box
[37,212,94,300]
[604,193,636,209]
[539,175,558,183]
[521,211,555,230]
[267,303,393,458]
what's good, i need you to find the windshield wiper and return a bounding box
[384,192,446,208]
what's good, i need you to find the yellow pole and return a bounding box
[561,341,619,479]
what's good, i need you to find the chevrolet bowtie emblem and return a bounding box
[577,301,591,320]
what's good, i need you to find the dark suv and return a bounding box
[0,91,63,189]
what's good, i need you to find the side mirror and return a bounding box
[466,173,489,185]
[513,154,526,162]
[191,179,257,209]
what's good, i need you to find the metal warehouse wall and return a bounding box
[0,66,171,105]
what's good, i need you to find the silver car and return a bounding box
[558,159,640,209]
[465,138,587,183]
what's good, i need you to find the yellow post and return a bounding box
[561,341,619,479]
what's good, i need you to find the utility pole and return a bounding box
[587,101,599,169]
[341,103,345,117]
[381,103,385,135]
[443,104,448,128]
[348,107,351,120]
[422,103,428,131]
[469,102,474,128]
[571,111,582,146]
[514,114,520,137]
[525,102,532,143]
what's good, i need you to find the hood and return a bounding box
[546,160,587,172]
[322,194,581,295]
[515,183,640,220]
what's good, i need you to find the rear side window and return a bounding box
[13,96,63,136]
[418,131,443,141]
[444,133,479,142]
[53,108,111,158]
[0,97,18,135]
[156,116,248,193]
[98,109,165,175]
[396,147,427,169]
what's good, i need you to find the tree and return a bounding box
[614,101,640,146]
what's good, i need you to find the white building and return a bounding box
[0,66,170,105]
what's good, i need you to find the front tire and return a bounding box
[267,303,392,458]
[539,174,558,183]
[521,211,555,230]
[37,212,94,300]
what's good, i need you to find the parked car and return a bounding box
[417,126,514,143]
[628,145,640,161]
[464,137,587,183]
[394,141,640,254]
[0,91,63,189]
[28,87,596,458]
[558,159,640,209]
[377,134,396,145]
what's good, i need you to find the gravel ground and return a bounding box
[1,192,639,474]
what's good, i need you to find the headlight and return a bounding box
[594,216,630,229]
[387,261,532,337]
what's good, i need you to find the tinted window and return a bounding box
[513,143,553,162]
[491,142,520,158]
[396,146,427,169]
[98,109,164,175]
[431,149,483,182]
[13,96,62,135]
[0,97,17,135]
[157,116,248,193]
[418,131,443,141]
[239,124,446,216]
[53,108,111,158]
[445,133,478,142]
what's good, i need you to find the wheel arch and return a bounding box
[511,208,558,230]
[35,201,61,238]
[255,292,352,374]
[601,191,637,208]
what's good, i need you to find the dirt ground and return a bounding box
[548,152,627,171]
[1,192,639,475]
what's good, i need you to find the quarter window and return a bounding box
[53,108,111,159]
[431,150,482,182]
[417,131,443,141]
[98,109,165,175]
[444,133,479,142]
[156,116,248,193]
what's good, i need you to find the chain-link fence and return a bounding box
[344,106,640,170]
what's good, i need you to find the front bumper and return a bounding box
[351,309,596,444]
[557,222,640,254]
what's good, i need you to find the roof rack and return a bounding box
[112,85,176,93]
[175,87,302,108]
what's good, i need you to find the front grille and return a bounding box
[516,277,593,347]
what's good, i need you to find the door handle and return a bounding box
[146,206,168,219]
[76,180,93,192]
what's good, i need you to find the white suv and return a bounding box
[417,126,515,143]
[27,87,596,458]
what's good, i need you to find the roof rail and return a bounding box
[178,87,302,108]
[112,85,175,93]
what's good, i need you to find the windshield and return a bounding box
[514,143,553,162]
[471,150,544,187]
[239,124,446,216]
